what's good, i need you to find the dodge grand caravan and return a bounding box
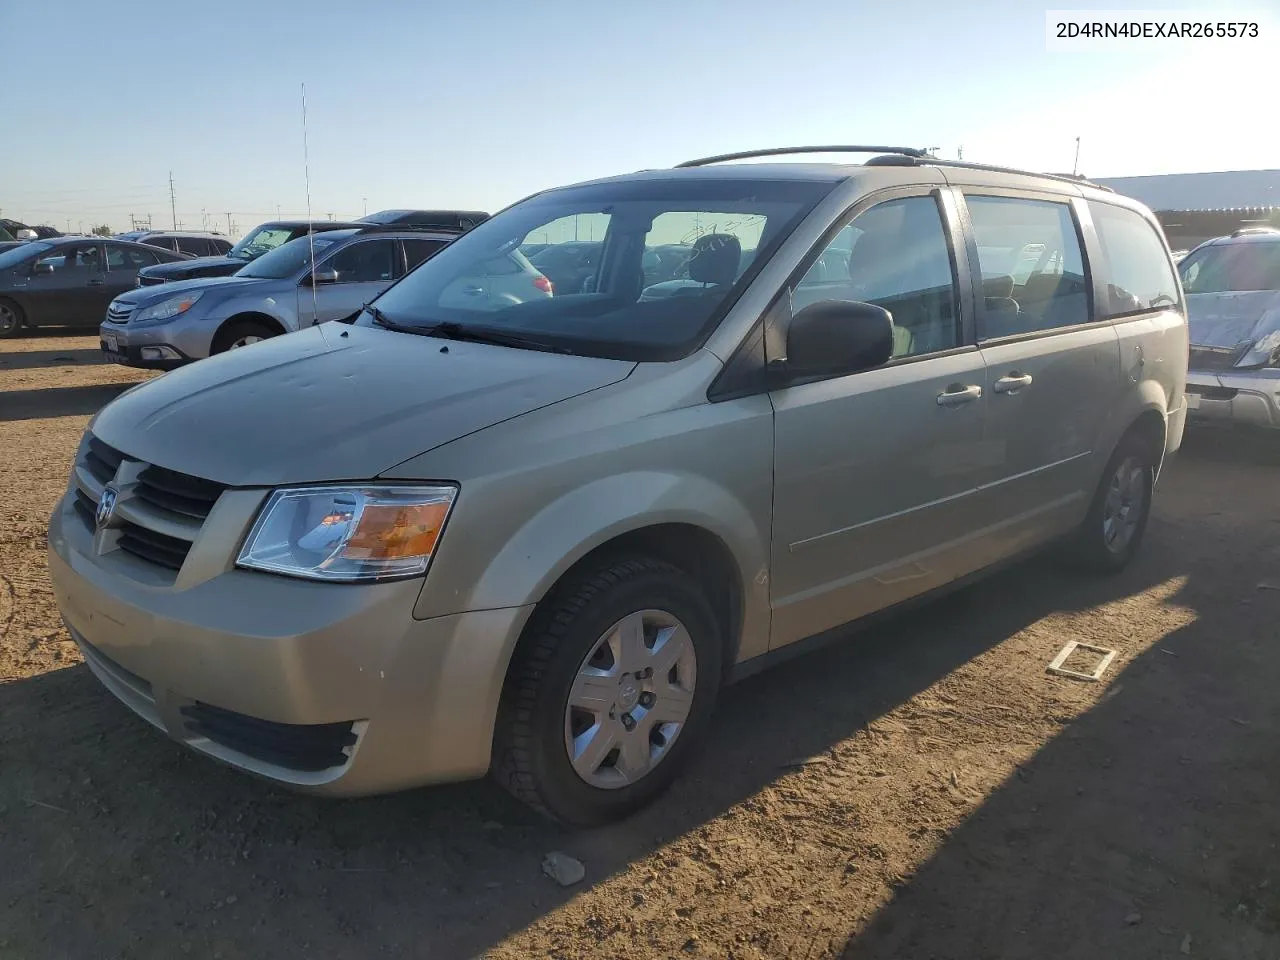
[49,146,1188,825]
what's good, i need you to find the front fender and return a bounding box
[413,470,773,665]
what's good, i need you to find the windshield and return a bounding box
[228,225,298,261]
[1180,242,1280,294]
[360,178,832,361]
[235,233,345,279]
[0,241,52,270]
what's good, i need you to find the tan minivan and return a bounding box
[49,146,1188,824]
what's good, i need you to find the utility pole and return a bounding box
[362,197,368,216]
[169,171,177,230]
[66,218,71,233]
[957,145,964,160]
[1072,137,1081,176]
[225,212,233,234]
[276,204,281,219]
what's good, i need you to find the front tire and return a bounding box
[212,319,276,354]
[1067,430,1156,574]
[0,298,25,339]
[493,558,723,825]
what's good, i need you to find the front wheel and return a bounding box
[1066,431,1156,574]
[213,319,277,354]
[493,558,722,825]
[0,298,25,339]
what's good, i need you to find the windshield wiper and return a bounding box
[365,304,419,333]
[419,321,573,354]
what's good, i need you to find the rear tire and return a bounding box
[212,319,276,354]
[493,557,723,826]
[0,298,25,339]
[1065,430,1157,575]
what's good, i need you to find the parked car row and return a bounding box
[52,146,1189,825]
[0,209,489,339]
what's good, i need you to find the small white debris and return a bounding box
[541,851,585,887]
[1180,933,1192,954]
[1124,912,1142,925]
[1047,641,1117,682]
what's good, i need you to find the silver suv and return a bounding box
[50,146,1188,824]
[1180,228,1280,428]
[99,227,463,367]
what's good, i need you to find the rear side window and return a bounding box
[1089,202,1180,316]
[143,237,177,252]
[176,237,211,257]
[965,196,1089,337]
[402,238,448,272]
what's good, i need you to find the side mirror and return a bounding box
[15,229,38,242]
[783,300,894,379]
[308,269,340,285]
[32,261,54,276]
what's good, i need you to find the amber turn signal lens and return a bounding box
[341,501,451,560]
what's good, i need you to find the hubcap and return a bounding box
[230,335,263,349]
[1102,456,1146,554]
[564,609,697,789]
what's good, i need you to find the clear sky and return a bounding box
[2,0,1277,236]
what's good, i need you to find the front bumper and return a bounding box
[99,317,213,369]
[48,487,533,796]
[1185,367,1280,430]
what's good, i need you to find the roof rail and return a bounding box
[866,153,1115,191]
[675,145,930,168]
[1231,226,1280,237]
[355,223,465,235]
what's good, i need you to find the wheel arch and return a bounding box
[212,312,288,352]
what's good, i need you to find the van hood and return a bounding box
[90,323,635,487]
[1186,290,1280,350]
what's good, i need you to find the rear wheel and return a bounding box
[0,298,25,339]
[212,319,277,354]
[1066,430,1157,574]
[493,558,722,825]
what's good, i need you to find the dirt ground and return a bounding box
[2,331,1279,960]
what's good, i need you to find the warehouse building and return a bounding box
[1094,169,1280,250]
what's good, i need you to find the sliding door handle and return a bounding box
[993,373,1034,394]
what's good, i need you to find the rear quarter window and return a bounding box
[1088,202,1180,317]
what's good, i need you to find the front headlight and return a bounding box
[236,485,457,582]
[134,291,203,323]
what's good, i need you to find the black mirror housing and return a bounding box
[784,299,894,379]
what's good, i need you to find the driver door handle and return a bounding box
[937,383,983,406]
[993,372,1034,394]
[87,278,105,286]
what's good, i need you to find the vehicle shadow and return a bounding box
[0,383,134,421]
[0,529,1198,958]
[841,432,1280,959]
[0,348,105,371]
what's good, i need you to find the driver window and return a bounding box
[793,196,960,359]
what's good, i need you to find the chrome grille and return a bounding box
[106,303,134,324]
[71,435,227,577]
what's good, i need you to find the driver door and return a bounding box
[25,242,106,326]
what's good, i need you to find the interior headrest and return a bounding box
[688,234,741,285]
[982,274,1015,299]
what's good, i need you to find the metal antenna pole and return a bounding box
[1073,137,1081,176]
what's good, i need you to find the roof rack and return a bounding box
[1231,226,1280,237]
[864,153,1115,191]
[675,145,930,168]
